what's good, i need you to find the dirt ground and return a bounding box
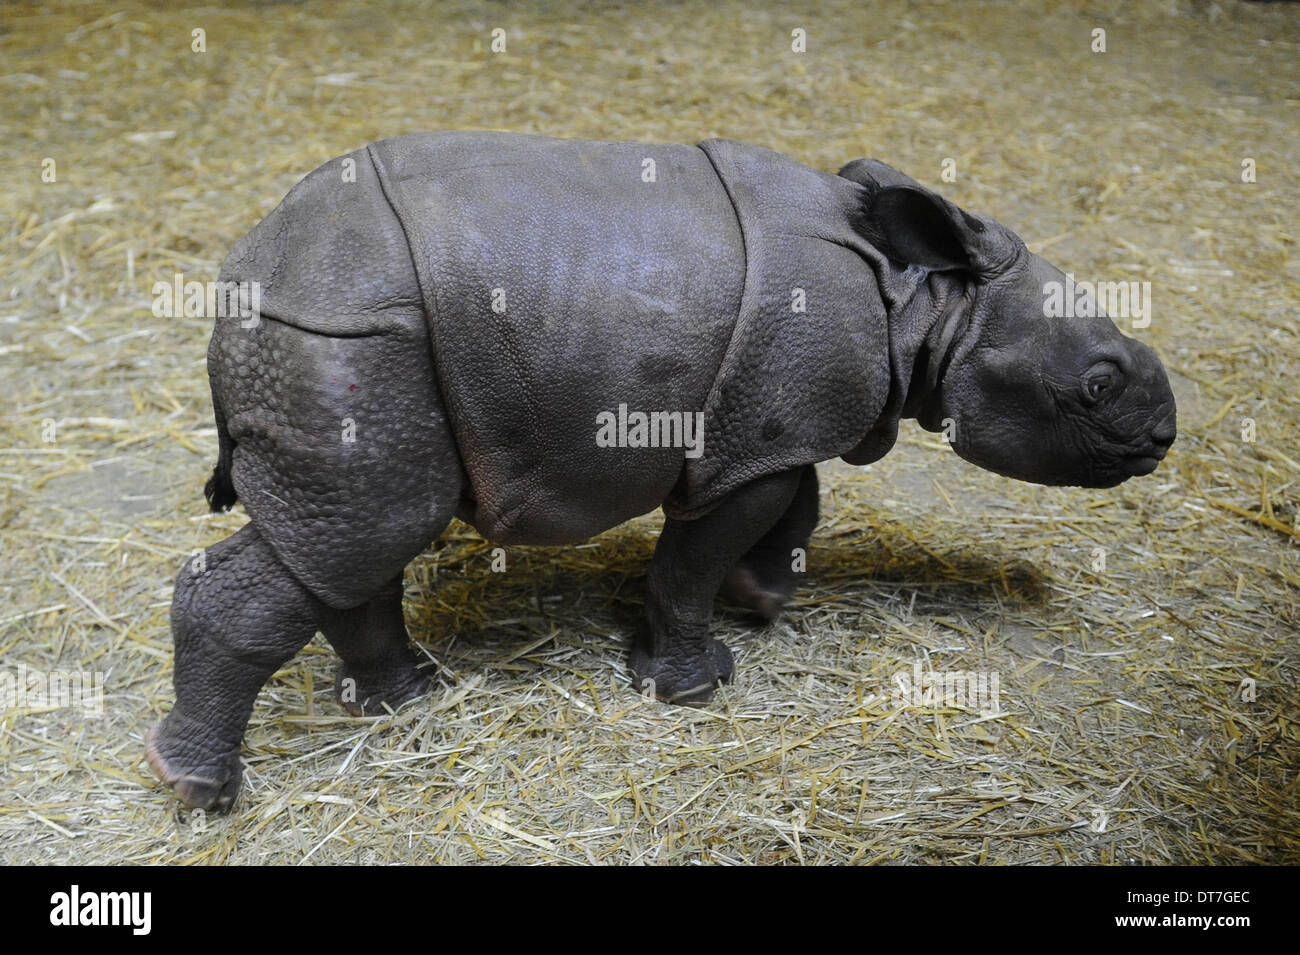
[1,0,1297,864]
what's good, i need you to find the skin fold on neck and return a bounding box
[901,271,972,426]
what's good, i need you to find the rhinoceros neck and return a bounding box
[883,269,971,422]
[837,265,969,465]
[904,272,973,420]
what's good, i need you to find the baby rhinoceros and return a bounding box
[147,132,1176,810]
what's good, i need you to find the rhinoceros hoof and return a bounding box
[721,565,792,622]
[629,638,734,705]
[334,660,432,717]
[145,716,243,813]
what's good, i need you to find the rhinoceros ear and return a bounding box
[838,158,925,191]
[866,186,979,273]
[841,160,1016,276]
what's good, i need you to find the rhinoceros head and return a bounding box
[844,160,1176,489]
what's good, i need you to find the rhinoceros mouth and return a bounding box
[1121,454,1161,476]
[1118,425,1174,478]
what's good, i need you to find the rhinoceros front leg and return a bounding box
[721,463,818,621]
[321,575,431,716]
[146,524,324,811]
[633,468,804,704]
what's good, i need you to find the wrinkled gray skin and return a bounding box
[147,132,1175,810]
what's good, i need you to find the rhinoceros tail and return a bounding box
[204,399,238,512]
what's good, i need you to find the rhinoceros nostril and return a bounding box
[1151,414,1176,448]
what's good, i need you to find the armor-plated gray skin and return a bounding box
[146,132,1176,810]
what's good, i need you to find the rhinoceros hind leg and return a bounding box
[720,464,819,622]
[147,523,325,811]
[635,468,804,704]
[323,575,432,716]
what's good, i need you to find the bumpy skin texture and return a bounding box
[149,131,1176,810]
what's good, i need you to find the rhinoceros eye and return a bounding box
[1083,362,1123,405]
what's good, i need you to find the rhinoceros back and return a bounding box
[369,131,744,543]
